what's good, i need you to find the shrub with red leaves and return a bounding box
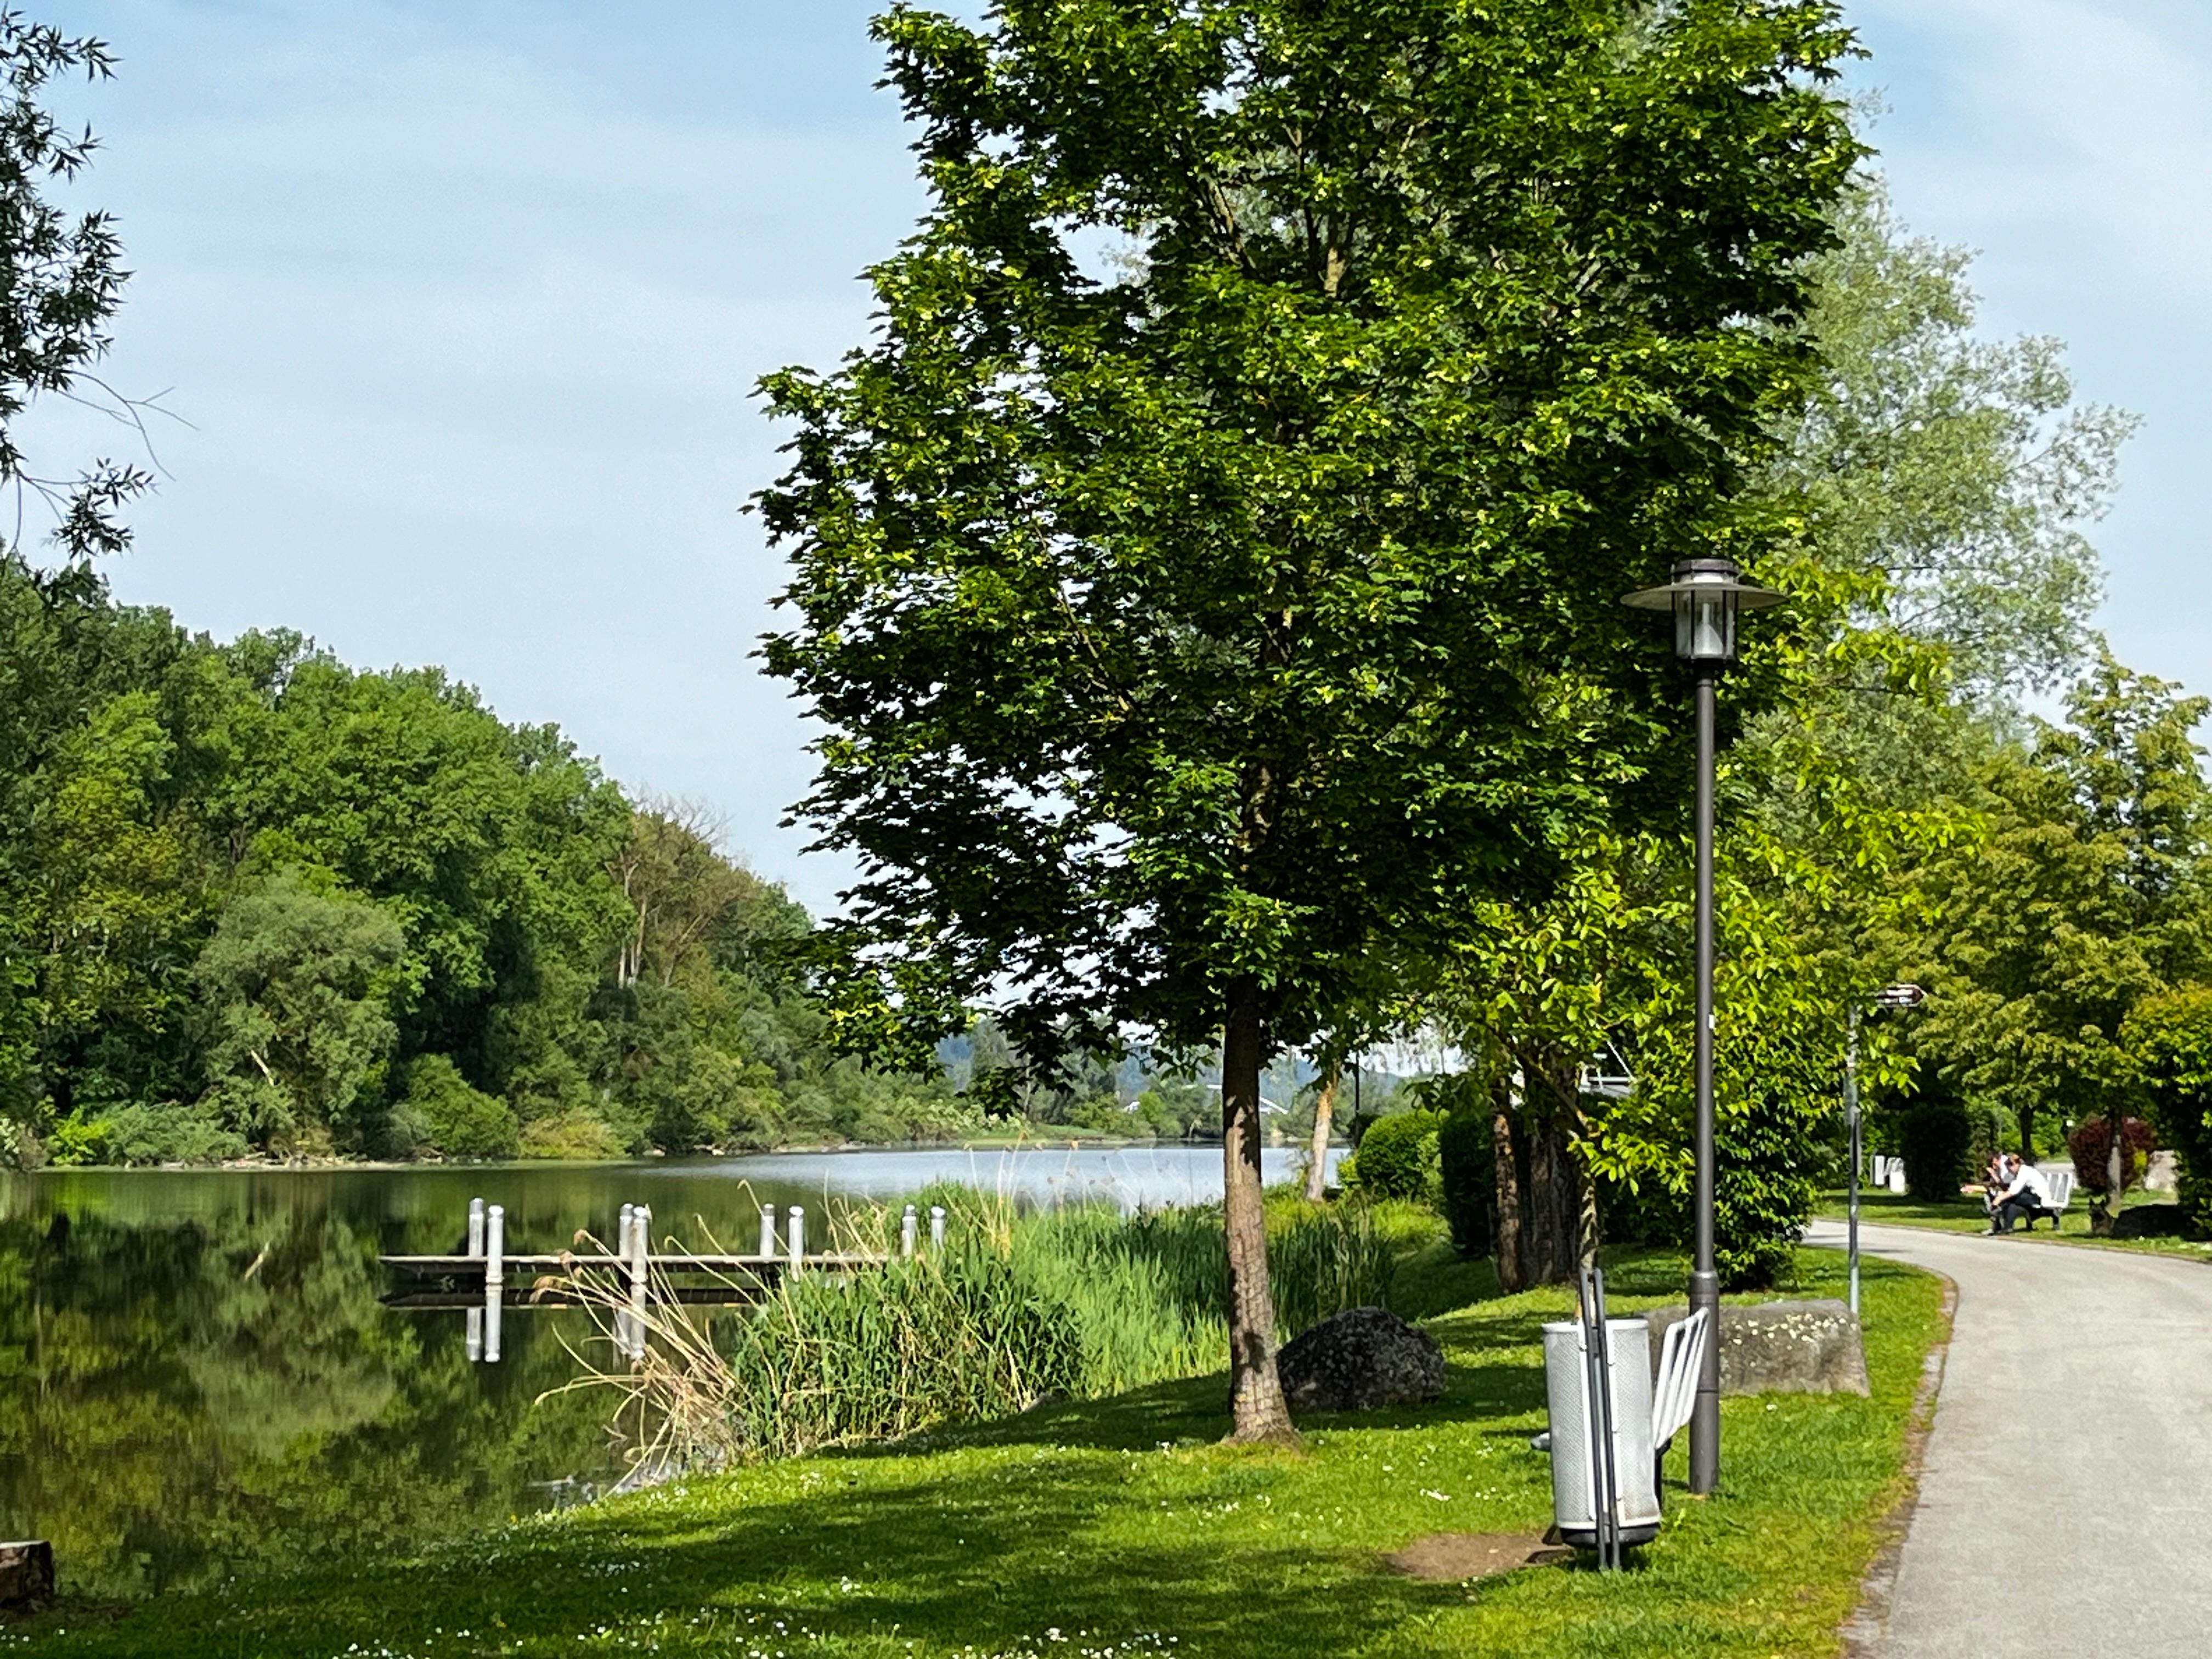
[2068,1114,2159,1199]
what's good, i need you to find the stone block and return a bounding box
[1644,1299,1869,1397]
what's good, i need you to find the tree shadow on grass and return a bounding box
[96,1452,1498,1659]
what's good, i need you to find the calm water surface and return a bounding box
[0,1144,1331,1599]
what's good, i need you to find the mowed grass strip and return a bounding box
[28,1246,1943,1659]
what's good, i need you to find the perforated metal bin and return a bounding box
[1542,1318,1662,1549]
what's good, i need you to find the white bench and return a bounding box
[2002,1165,2075,1231]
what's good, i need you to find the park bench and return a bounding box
[2002,1165,2075,1232]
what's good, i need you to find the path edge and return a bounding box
[1839,1271,1957,1658]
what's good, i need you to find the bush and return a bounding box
[403,1056,519,1160]
[519,1105,629,1160]
[1437,1110,1494,1256]
[1601,1172,1685,1249]
[52,1103,249,1167]
[2125,988,2212,1234]
[2067,1114,2157,1201]
[1341,1109,1443,1202]
[1895,1081,1972,1200]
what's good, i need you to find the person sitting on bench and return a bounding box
[1977,1151,2008,1224]
[1993,1155,2052,1234]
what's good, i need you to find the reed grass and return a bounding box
[552,1188,1396,1469]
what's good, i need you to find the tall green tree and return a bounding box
[759,0,1861,1437]
[1898,656,2212,1190]
[192,872,408,1149]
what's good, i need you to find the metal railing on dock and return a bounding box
[379,1195,953,1363]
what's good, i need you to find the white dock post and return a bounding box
[758,1205,777,1259]
[787,1205,805,1272]
[466,1304,483,1362]
[618,1202,636,1262]
[628,1203,651,1359]
[900,1204,918,1259]
[929,1205,946,1252]
[467,1197,486,1257]
[483,1279,503,1363]
[483,1203,505,1363]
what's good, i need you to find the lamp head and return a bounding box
[1622,557,1786,664]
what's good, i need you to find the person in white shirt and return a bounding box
[1993,1154,2052,1234]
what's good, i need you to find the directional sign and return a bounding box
[1872,982,1927,1009]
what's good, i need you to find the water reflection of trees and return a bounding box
[0,1206,609,1598]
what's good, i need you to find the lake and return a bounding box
[0,1143,1334,1600]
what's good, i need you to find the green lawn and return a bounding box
[25,1245,1944,1659]
[1816,1188,2212,1259]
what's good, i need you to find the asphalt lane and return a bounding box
[1806,1219,2212,1658]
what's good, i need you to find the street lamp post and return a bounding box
[1625,557,1784,1497]
[1846,981,1927,1317]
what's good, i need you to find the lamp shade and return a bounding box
[1622,558,1785,664]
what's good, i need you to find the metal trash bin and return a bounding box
[1542,1317,1662,1550]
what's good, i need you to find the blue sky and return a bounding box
[21,1,2211,913]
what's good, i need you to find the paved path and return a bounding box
[1807,1220,2212,1657]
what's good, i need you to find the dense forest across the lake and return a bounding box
[0,557,1035,1166]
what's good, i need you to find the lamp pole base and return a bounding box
[1688,1266,1721,1494]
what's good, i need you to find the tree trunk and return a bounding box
[1221,981,1296,1444]
[1521,1103,1579,1286]
[1303,1061,1338,1203]
[2017,1104,2038,1167]
[2092,1105,2125,1238]
[1491,1075,1526,1293]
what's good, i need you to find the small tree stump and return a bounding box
[0,1541,53,1607]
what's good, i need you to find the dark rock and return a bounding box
[1277,1306,1446,1413]
[1645,1299,1869,1396]
[0,1541,52,1608]
[2113,1204,2193,1240]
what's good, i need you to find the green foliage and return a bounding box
[1898,657,2212,1153]
[1713,1074,1833,1291]
[47,1100,247,1167]
[1432,181,2135,1289]
[758,0,1864,1079]
[1437,1109,1496,1259]
[1962,1098,2011,1178]
[1341,1109,1443,1204]
[1894,1080,1972,1201]
[0,556,974,1164]
[398,1054,517,1160]
[192,872,407,1150]
[0,16,146,564]
[2124,987,2212,1233]
[517,1106,630,1161]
